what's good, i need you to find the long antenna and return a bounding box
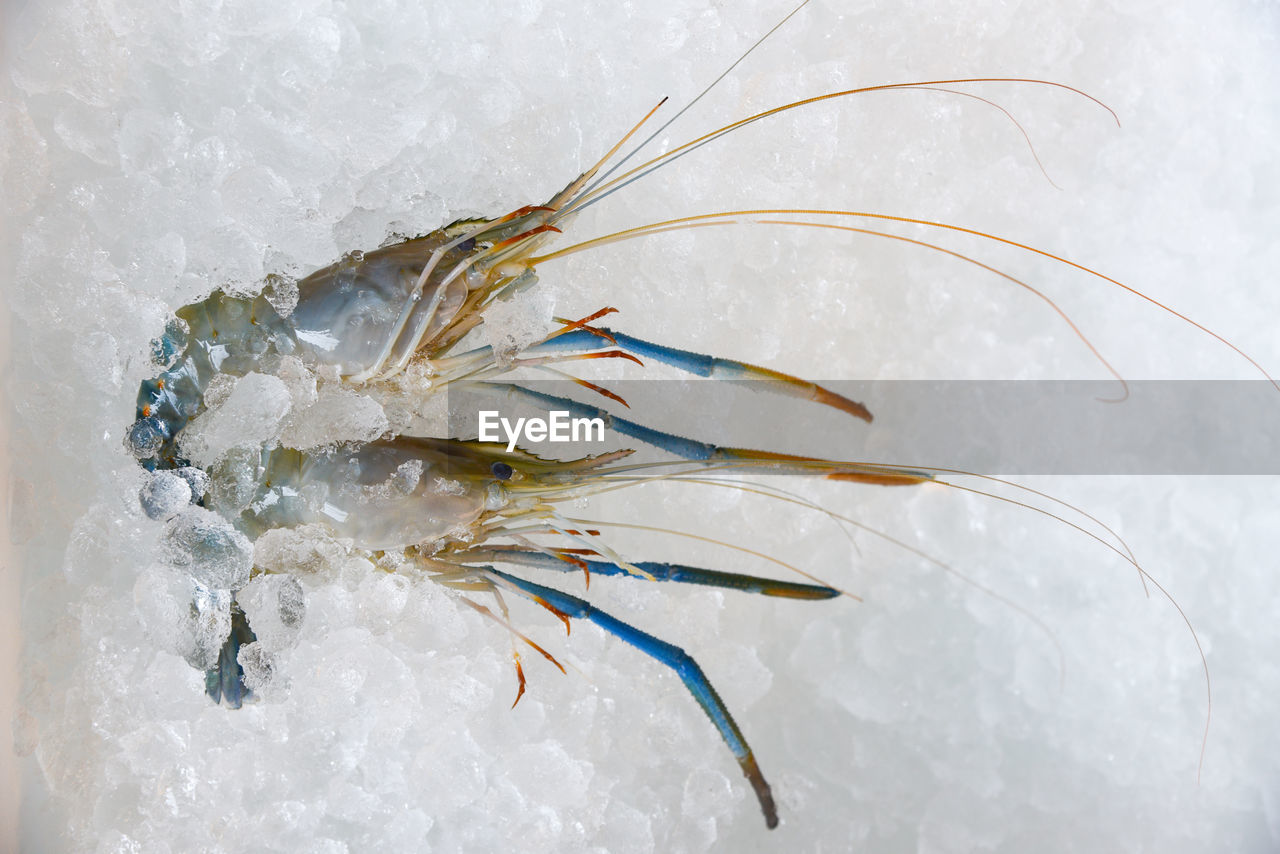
[580,0,814,199]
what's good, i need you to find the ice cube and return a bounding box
[236,641,275,692]
[138,471,192,520]
[162,506,254,591]
[182,372,292,465]
[281,385,388,450]
[239,573,306,652]
[174,466,211,501]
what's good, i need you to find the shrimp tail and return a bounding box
[531,327,872,422]
[483,566,780,829]
[465,547,840,599]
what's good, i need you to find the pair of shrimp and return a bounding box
[130,102,923,826]
[126,1,1273,830]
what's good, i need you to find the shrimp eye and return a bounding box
[490,461,513,481]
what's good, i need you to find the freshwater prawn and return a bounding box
[123,2,1270,831]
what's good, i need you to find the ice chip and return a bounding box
[201,372,237,410]
[134,564,201,659]
[431,476,465,496]
[262,273,300,318]
[239,574,306,651]
[275,355,319,409]
[237,642,275,692]
[391,459,423,494]
[174,466,211,501]
[182,371,292,465]
[185,583,233,671]
[281,385,388,449]
[151,316,190,367]
[125,416,167,460]
[118,107,191,173]
[204,446,263,517]
[253,524,348,576]
[163,506,254,590]
[481,283,555,362]
[139,471,192,520]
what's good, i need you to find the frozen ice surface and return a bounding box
[5,1,1280,853]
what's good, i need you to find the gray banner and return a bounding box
[443,380,1280,475]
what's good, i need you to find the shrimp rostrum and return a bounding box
[126,54,1241,828]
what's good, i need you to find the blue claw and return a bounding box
[533,326,872,421]
[485,566,780,829]
[473,548,839,599]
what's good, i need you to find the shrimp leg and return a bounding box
[440,324,871,422]
[529,326,872,421]
[483,565,781,829]
[467,547,840,599]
